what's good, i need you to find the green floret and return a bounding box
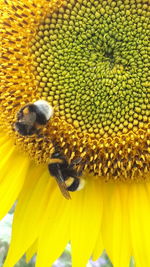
[31,0,150,137]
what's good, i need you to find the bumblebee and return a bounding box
[48,152,85,199]
[15,100,53,136]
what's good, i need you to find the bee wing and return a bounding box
[56,179,71,200]
[55,167,71,200]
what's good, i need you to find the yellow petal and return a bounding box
[92,182,104,261]
[92,232,103,262]
[0,136,29,219]
[0,138,16,182]
[4,167,53,267]
[26,240,37,263]
[129,183,150,266]
[102,183,131,267]
[36,185,71,267]
[70,175,103,267]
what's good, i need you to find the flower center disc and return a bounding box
[1,0,150,182]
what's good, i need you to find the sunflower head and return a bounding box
[1,0,150,183]
[1,1,150,267]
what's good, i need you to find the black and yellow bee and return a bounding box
[15,100,53,136]
[14,100,85,199]
[48,152,85,199]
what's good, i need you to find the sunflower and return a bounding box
[0,0,150,266]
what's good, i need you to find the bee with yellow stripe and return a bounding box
[14,100,85,199]
[15,100,53,136]
[48,152,85,199]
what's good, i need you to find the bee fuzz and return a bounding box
[34,100,54,121]
[77,178,86,191]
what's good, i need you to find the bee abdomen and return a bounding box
[66,177,80,192]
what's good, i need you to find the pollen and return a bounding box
[0,0,150,182]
